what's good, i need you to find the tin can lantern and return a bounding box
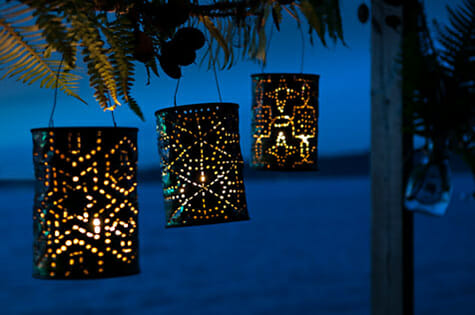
[155,103,250,227]
[31,127,139,279]
[251,73,320,170]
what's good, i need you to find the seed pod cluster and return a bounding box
[159,27,206,79]
[151,0,191,35]
[358,4,369,24]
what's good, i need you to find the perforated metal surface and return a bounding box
[156,103,250,227]
[31,127,139,279]
[251,73,319,170]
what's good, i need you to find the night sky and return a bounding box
[0,0,456,179]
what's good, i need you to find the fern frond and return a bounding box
[407,0,475,157]
[200,16,233,69]
[25,0,77,67]
[437,0,475,78]
[100,14,143,120]
[68,9,120,111]
[2,0,346,121]
[0,3,84,103]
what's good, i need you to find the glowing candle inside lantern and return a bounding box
[93,218,101,234]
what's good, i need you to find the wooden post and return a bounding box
[371,1,414,315]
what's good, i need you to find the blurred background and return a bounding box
[0,0,473,314]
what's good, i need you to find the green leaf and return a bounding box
[0,7,84,104]
[200,16,231,69]
[300,0,326,46]
[272,4,282,31]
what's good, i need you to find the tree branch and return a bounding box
[189,0,263,18]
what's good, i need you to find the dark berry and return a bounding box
[174,27,206,50]
[159,55,182,79]
[358,4,369,24]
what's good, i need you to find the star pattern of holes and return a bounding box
[156,103,250,227]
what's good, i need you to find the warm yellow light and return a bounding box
[32,129,140,279]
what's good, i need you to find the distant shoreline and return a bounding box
[1,152,471,186]
[139,152,472,182]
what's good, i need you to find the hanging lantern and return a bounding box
[31,127,139,279]
[155,103,250,227]
[251,73,320,170]
[405,144,453,216]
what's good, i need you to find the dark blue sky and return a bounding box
[0,0,455,179]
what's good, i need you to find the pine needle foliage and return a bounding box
[196,0,344,69]
[436,0,475,173]
[405,0,474,172]
[0,0,344,120]
[0,1,83,103]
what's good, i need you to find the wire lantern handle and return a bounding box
[106,93,118,127]
[260,23,275,73]
[298,23,305,73]
[49,55,117,128]
[260,22,305,74]
[48,56,64,128]
[173,40,224,106]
